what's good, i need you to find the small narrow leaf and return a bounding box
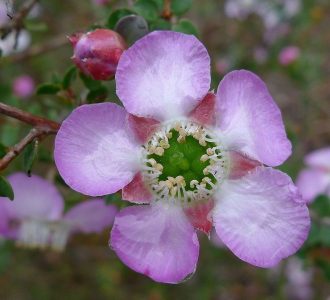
[133,0,160,21]
[79,72,102,90]
[0,176,14,200]
[23,140,39,176]
[62,66,77,89]
[36,83,61,95]
[171,0,192,15]
[172,19,199,37]
[0,143,7,158]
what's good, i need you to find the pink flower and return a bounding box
[0,173,117,251]
[69,29,126,81]
[54,31,310,283]
[12,75,35,98]
[296,147,330,203]
[278,46,300,66]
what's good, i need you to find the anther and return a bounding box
[190,180,199,188]
[155,163,163,172]
[154,147,164,156]
[207,148,214,155]
[200,154,209,162]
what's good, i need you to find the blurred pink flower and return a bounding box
[0,173,117,251]
[215,58,230,75]
[285,257,313,300]
[0,30,31,56]
[12,75,35,98]
[253,47,268,64]
[296,147,330,203]
[278,46,300,66]
[0,0,10,26]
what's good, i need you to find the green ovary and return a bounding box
[148,130,217,191]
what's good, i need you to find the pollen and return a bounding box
[142,120,228,205]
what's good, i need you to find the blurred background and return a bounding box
[0,0,330,299]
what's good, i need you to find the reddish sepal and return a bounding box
[189,92,216,126]
[184,199,214,235]
[127,114,160,144]
[229,151,262,179]
[122,172,153,204]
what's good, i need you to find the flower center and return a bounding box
[142,120,228,204]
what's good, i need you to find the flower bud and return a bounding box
[69,29,126,80]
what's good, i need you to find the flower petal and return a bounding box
[122,172,153,204]
[304,147,330,170]
[110,202,199,283]
[0,172,64,221]
[188,92,216,126]
[184,198,214,235]
[213,167,310,268]
[216,70,291,166]
[64,199,117,233]
[228,151,262,179]
[127,114,160,144]
[296,169,330,203]
[116,31,211,121]
[54,103,141,196]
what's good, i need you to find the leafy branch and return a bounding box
[0,103,60,171]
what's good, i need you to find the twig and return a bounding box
[0,103,60,170]
[1,35,68,64]
[0,0,38,39]
[162,0,172,20]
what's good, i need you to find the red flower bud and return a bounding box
[70,29,126,81]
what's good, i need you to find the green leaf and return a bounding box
[170,0,192,15]
[133,0,160,21]
[106,8,135,29]
[0,176,14,200]
[105,193,122,205]
[62,66,77,90]
[86,86,108,102]
[172,19,199,37]
[36,83,61,95]
[150,19,171,31]
[23,140,38,176]
[115,15,149,45]
[0,143,7,158]
[311,195,330,217]
[24,19,48,32]
[79,72,102,90]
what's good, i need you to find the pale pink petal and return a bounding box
[122,172,153,204]
[54,103,141,196]
[0,202,9,237]
[64,199,117,233]
[213,167,310,267]
[0,172,64,221]
[127,114,160,144]
[228,151,262,179]
[116,31,210,121]
[110,202,199,283]
[184,198,214,235]
[216,70,291,166]
[296,169,330,203]
[304,147,330,170]
[188,92,216,126]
